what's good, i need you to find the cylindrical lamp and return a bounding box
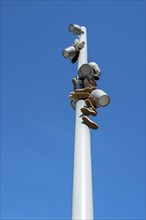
[78,63,93,79]
[62,46,76,59]
[91,89,110,107]
[69,24,82,35]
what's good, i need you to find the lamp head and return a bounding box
[91,89,110,107]
[78,64,93,79]
[69,24,83,35]
[62,46,76,59]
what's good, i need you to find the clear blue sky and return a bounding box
[1,1,145,219]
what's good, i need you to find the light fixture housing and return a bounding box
[62,46,76,59]
[89,62,101,77]
[69,24,82,35]
[91,89,110,107]
[78,63,93,79]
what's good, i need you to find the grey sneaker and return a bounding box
[82,116,98,130]
[81,107,97,116]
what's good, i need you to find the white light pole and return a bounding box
[71,26,94,220]
[63,24,110,220]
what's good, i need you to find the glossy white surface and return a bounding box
[72,100,94,220]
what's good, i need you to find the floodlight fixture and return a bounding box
[91,89,110,107]
[69,24,83,35]
[78,63,93,79]
[62,46,76,59]
[89,62,101,77]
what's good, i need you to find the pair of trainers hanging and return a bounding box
[81,98,98,130]
[69,84,99,130]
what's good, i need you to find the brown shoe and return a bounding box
[69,92,90,100]
[81,107,97,116]
[91,86,96,91]
[75,87,92,94]
[72,78,77,91]
[82,116,98,130]
[88,96,95,107]
[85,99,96,111]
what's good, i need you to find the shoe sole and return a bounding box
[81,107,97,116]
[82,116,98,130]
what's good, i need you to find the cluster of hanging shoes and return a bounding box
[69,87,99,130]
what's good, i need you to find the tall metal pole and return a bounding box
[72,26,94,220]
[63,24,110,220]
